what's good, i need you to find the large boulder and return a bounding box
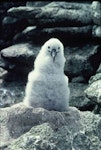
[0,43,39,75]
[64,45,101,80]
[7,2,92,27]
[69,83,94,111]
[0,103,81,148]
[0,103,101,150]
[85,73,101,113]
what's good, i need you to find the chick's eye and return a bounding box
[48,46,50,49]
[58,47,60,50]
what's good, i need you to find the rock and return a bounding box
[93,13,101,25]
[0,103,101,150]
[22,26,37,34]
[7,2,92,27]
[13,26,38,44]
[15,25,92,45]
[0,67,5,75]
[0,81,25,108]
[89,73,101,84]
[0,2,26,24]
[92,25,101,38]
[0,43,39,75]
[3,16,19,25]
[85,74,101,103]
[73,132,92,150]
[26,1,50,7]
[71,76,86,83]
[8,124,90,150]
[0,54,25,105]
[2,16,28,41]
[64,45,101,80]
[91,1,101,25]
[0,67,7,84]
[69,83,94,110]
[0,103,81,148]
[85,73,101,113]
[7,123,76,150]
[0,88,15,108]
[97,63,101,73]
[79,111,101,150]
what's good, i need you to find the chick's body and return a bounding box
[24,38,70,111]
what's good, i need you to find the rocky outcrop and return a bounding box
[85,73,101,114]
[0,43,39,74]
[64,45,101,80]
[69,83,94,111]
[0,103,81,148]
[0,103,101,150]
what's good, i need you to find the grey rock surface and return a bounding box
[85,73,101,103]
[26,1,50,7]
[0,103,81,148]
[0,43,39,74]
[69,83,93,110]
[79,111,101,150]
[7,2,92,27]
[92,26,101,38]
[91,1,101,25]
[64,45,101,80]
[89,73,101,84]
[0,103,100,150]
[71,76,86,83]
[0,82,25,108]
[85,73,101,113]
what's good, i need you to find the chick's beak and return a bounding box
[51,49,57,61]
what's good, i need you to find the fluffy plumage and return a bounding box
[23,38,70,111]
